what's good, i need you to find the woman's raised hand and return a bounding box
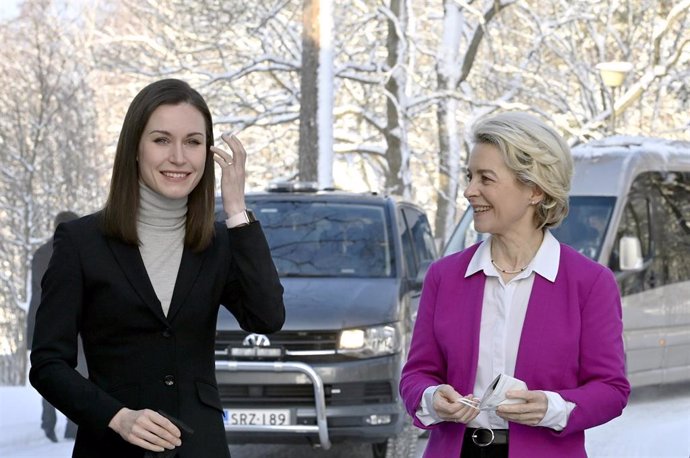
[211,133,247,216]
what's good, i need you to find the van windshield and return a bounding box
[551,196,616,260]
[247,200,393,278]
[444,196,616,261]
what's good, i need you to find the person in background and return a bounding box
[400,112,630,457]
[27,210,86,442]
[29,79,285,457]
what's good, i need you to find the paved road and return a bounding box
[229,442,416,458]
[228,425,426,458]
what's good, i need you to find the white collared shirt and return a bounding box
[416,230,576,430]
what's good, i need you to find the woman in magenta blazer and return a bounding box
[400,112,630,458]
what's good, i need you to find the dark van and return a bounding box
[214,183,436,457]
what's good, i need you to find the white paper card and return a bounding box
[477,374,528,411]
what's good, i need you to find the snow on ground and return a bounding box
[0,385,74,457]
[0,382,688,457]
[584,383,690,457]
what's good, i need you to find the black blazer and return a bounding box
[29,213,285,458]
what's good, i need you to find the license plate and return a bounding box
[223,409,291,427]
[228,346,284,358]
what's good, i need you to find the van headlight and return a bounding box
[337,324,401,358]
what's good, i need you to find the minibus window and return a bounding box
[551,196,616,261]
[444,196,615,261]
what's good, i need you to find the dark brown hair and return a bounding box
[101,79,216,251]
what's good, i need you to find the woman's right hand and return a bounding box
[433,384,481,424]
[108,408,182,452]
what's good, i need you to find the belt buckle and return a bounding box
[471,427,494,447]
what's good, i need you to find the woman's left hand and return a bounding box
[211,133,247,216]
[495,389,548,426]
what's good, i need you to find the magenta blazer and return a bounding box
[400,243,630,458]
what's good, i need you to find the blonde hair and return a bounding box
[471,112,573,228]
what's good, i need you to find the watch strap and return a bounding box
[225,209,256,228]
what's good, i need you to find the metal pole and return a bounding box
[610,87,617,135]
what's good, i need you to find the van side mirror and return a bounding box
[619,235,643,271]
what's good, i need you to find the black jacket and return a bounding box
[29,213,285,457]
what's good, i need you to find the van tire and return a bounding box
[371,441,387,458]
[371,416,418,458]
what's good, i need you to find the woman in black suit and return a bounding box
[29,79,285,457]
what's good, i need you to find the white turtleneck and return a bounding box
[137,182,187,317]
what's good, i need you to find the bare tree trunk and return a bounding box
[434,94,462,244]
[433,0,463,243]
[433,0,513,243]
[383,0,409,197]
[298,0,320,182]
[317,0,334,189]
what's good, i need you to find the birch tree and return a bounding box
[96,0,305,187]
[317,0,335,189]
[382,0,411,197]
[431,0,689,242]
[98,0,416,195]
[297,0,335,187]
[0,0,102,384]
[474,0,690,141]
[433,0,515,243]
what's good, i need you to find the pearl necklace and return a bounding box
[491,258,530,274]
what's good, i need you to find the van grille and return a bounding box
[215,330,343,362]
[218,381,393,406]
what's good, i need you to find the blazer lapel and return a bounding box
[514,275,554,382]
[106,237,168,324]
[464,272,486,394]
[166,246,207,322]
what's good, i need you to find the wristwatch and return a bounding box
[226,209,256,228]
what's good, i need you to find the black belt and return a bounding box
[464,428,509,447]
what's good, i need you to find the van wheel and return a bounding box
[371,416,418,458]
[371,441,387,458]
